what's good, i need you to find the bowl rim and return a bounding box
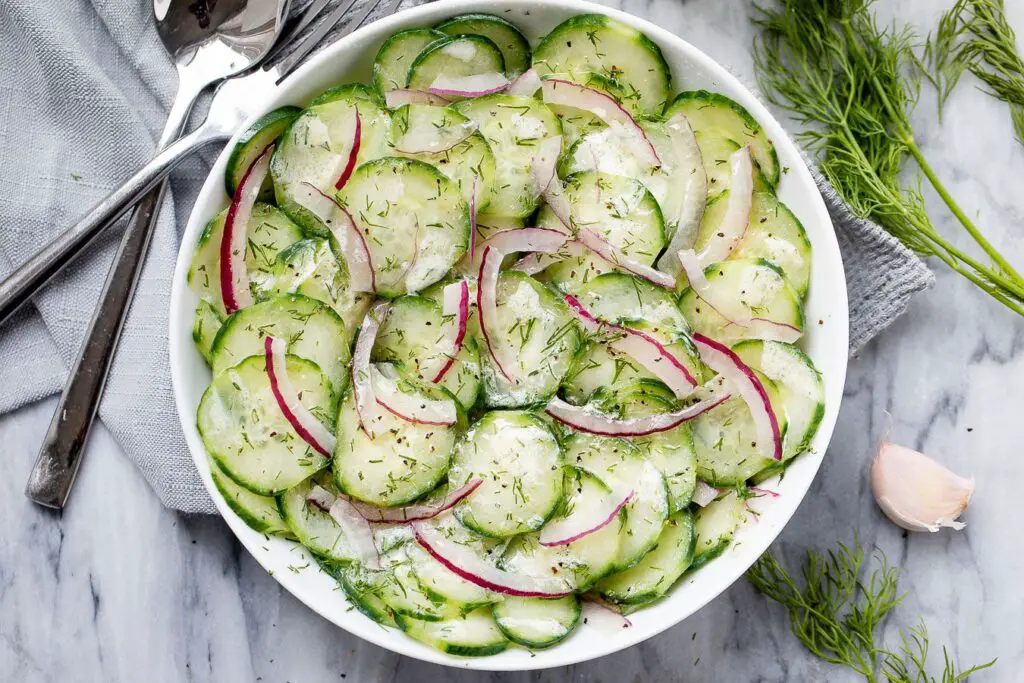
[169,0,849,671]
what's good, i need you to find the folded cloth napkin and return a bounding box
[0,0,933,514]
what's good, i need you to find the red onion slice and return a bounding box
[428,72,510,98]
[469,177,478,262]
[384,89,451,107]
[564,294,696,397]
[431,280,470,383]
[264,337,337,457]
[413,523,573,597]
[693,333,782,461]
[477,228,569,383]
[220,144,273,313]
[393,117,478,155]
[530,136,574,231]
[507,67,542,97]
[577,228,676,289]
[692,480,720,507]
[541,78,660,168]
[694,146,753,265]
[353,301,390,438]
[657,113,707,275]
[545,392,730,438]
[306,485,336,512]
[581,596,633,632]
[539,488,634,547]
[301,183,375,293]
[328,496,381,569]
[372,364,457,427]
[334,109,361,190]
[677,249,800,343]
[347,479,483,523]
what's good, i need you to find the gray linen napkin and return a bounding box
[0,0,933,514]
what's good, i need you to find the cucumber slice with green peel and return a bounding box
[691,491,747,570]
[332,384,463,507]
[539,171,666,294]
[198,354,336,495]
[492,594,581,648]
[407,35,506,93]
[270,96,392,236]
[278,473,369,562]
[337,157,470,296]
[694,192,812,296]
[373,29,446,94]
[435,13,531,77]
[733,340,825,462]
[476,271,582,408]
[192,300,224,364]
[390,104,496,210]
[225,106,302,199]
[565,433,670,571]
[694,130,772,196]
[396,606,510,656]
[324,561,398,627]
[209,457,292,536]
[374,545,454,621]
[256,238,374,342]
[210,294,352,393]
[597,509,696,605]
[498,468,623,591]
[187,203,304,317]
[533,14,671,116]
[677,259,805,345]
[544,72,629,141]
[405,539,497,609]
[449,410,563,538]
[309,82,387,108]
[575,272,691,333]
[372,294,482,410]
[665,91,779,187]
[453,94,562,218]
[690,369,788,485]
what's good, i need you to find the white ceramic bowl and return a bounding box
[169,0,849,670]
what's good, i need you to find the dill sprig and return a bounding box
[752,0,1024,316]
[747,538,997,682]
[932,0,1024,145]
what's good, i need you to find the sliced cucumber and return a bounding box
[373,523,415,556]
[565,433,669,571]
[375,545,453,621]
[690,369,788,485]
[187,203,304,317]
[332,384,462,507]
[665,91,779,187]
[498,468,622,591]
[373,28,446,94]
[209,457,292,536]
[192,300,224,364]
[390,104,496,209]
[540,171,666,293]
[693,130,772,197]
[476,213,527,242]
[405,514,501,608]
[575,271,691,332]
[309,82,387,108]
[544,73,625,139]
[733,340,825,462]
[695,192,811,296]
[338,157,469,296]
[372,294,481,409]
[477,271,582,408]
[278,473,368,562]
[691,491,746,570]
[533,14,671,115]
[677,259,804,345]
[270,95,392,236]
[397,606,509,656]
[449,410,563,538]
[435,13,531,77]
[329,562,398,627]
[225,106,302,199]
[198,354,336,495]
[407,35,506,93]
[453,94,562,217]
[210,294,352,392]
[492,594,581,648]
[597,509,695,605]
[257,238,373,341]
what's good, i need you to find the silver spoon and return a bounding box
[24,0,291,509]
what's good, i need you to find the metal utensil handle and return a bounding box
[24,183,170,509]
[0,123,228,327]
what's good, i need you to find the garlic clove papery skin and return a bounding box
[870,441,975,533]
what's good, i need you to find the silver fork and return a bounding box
[24,0,400,509]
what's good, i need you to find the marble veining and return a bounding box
[3,0,1024,680]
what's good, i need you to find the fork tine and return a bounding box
[274,0,390,83]
[262,0,335,66]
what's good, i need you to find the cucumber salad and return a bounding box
[190,11,825,657]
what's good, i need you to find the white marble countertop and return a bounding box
[3,0,1024,680]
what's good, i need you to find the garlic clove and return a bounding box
[870,441,974,533]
